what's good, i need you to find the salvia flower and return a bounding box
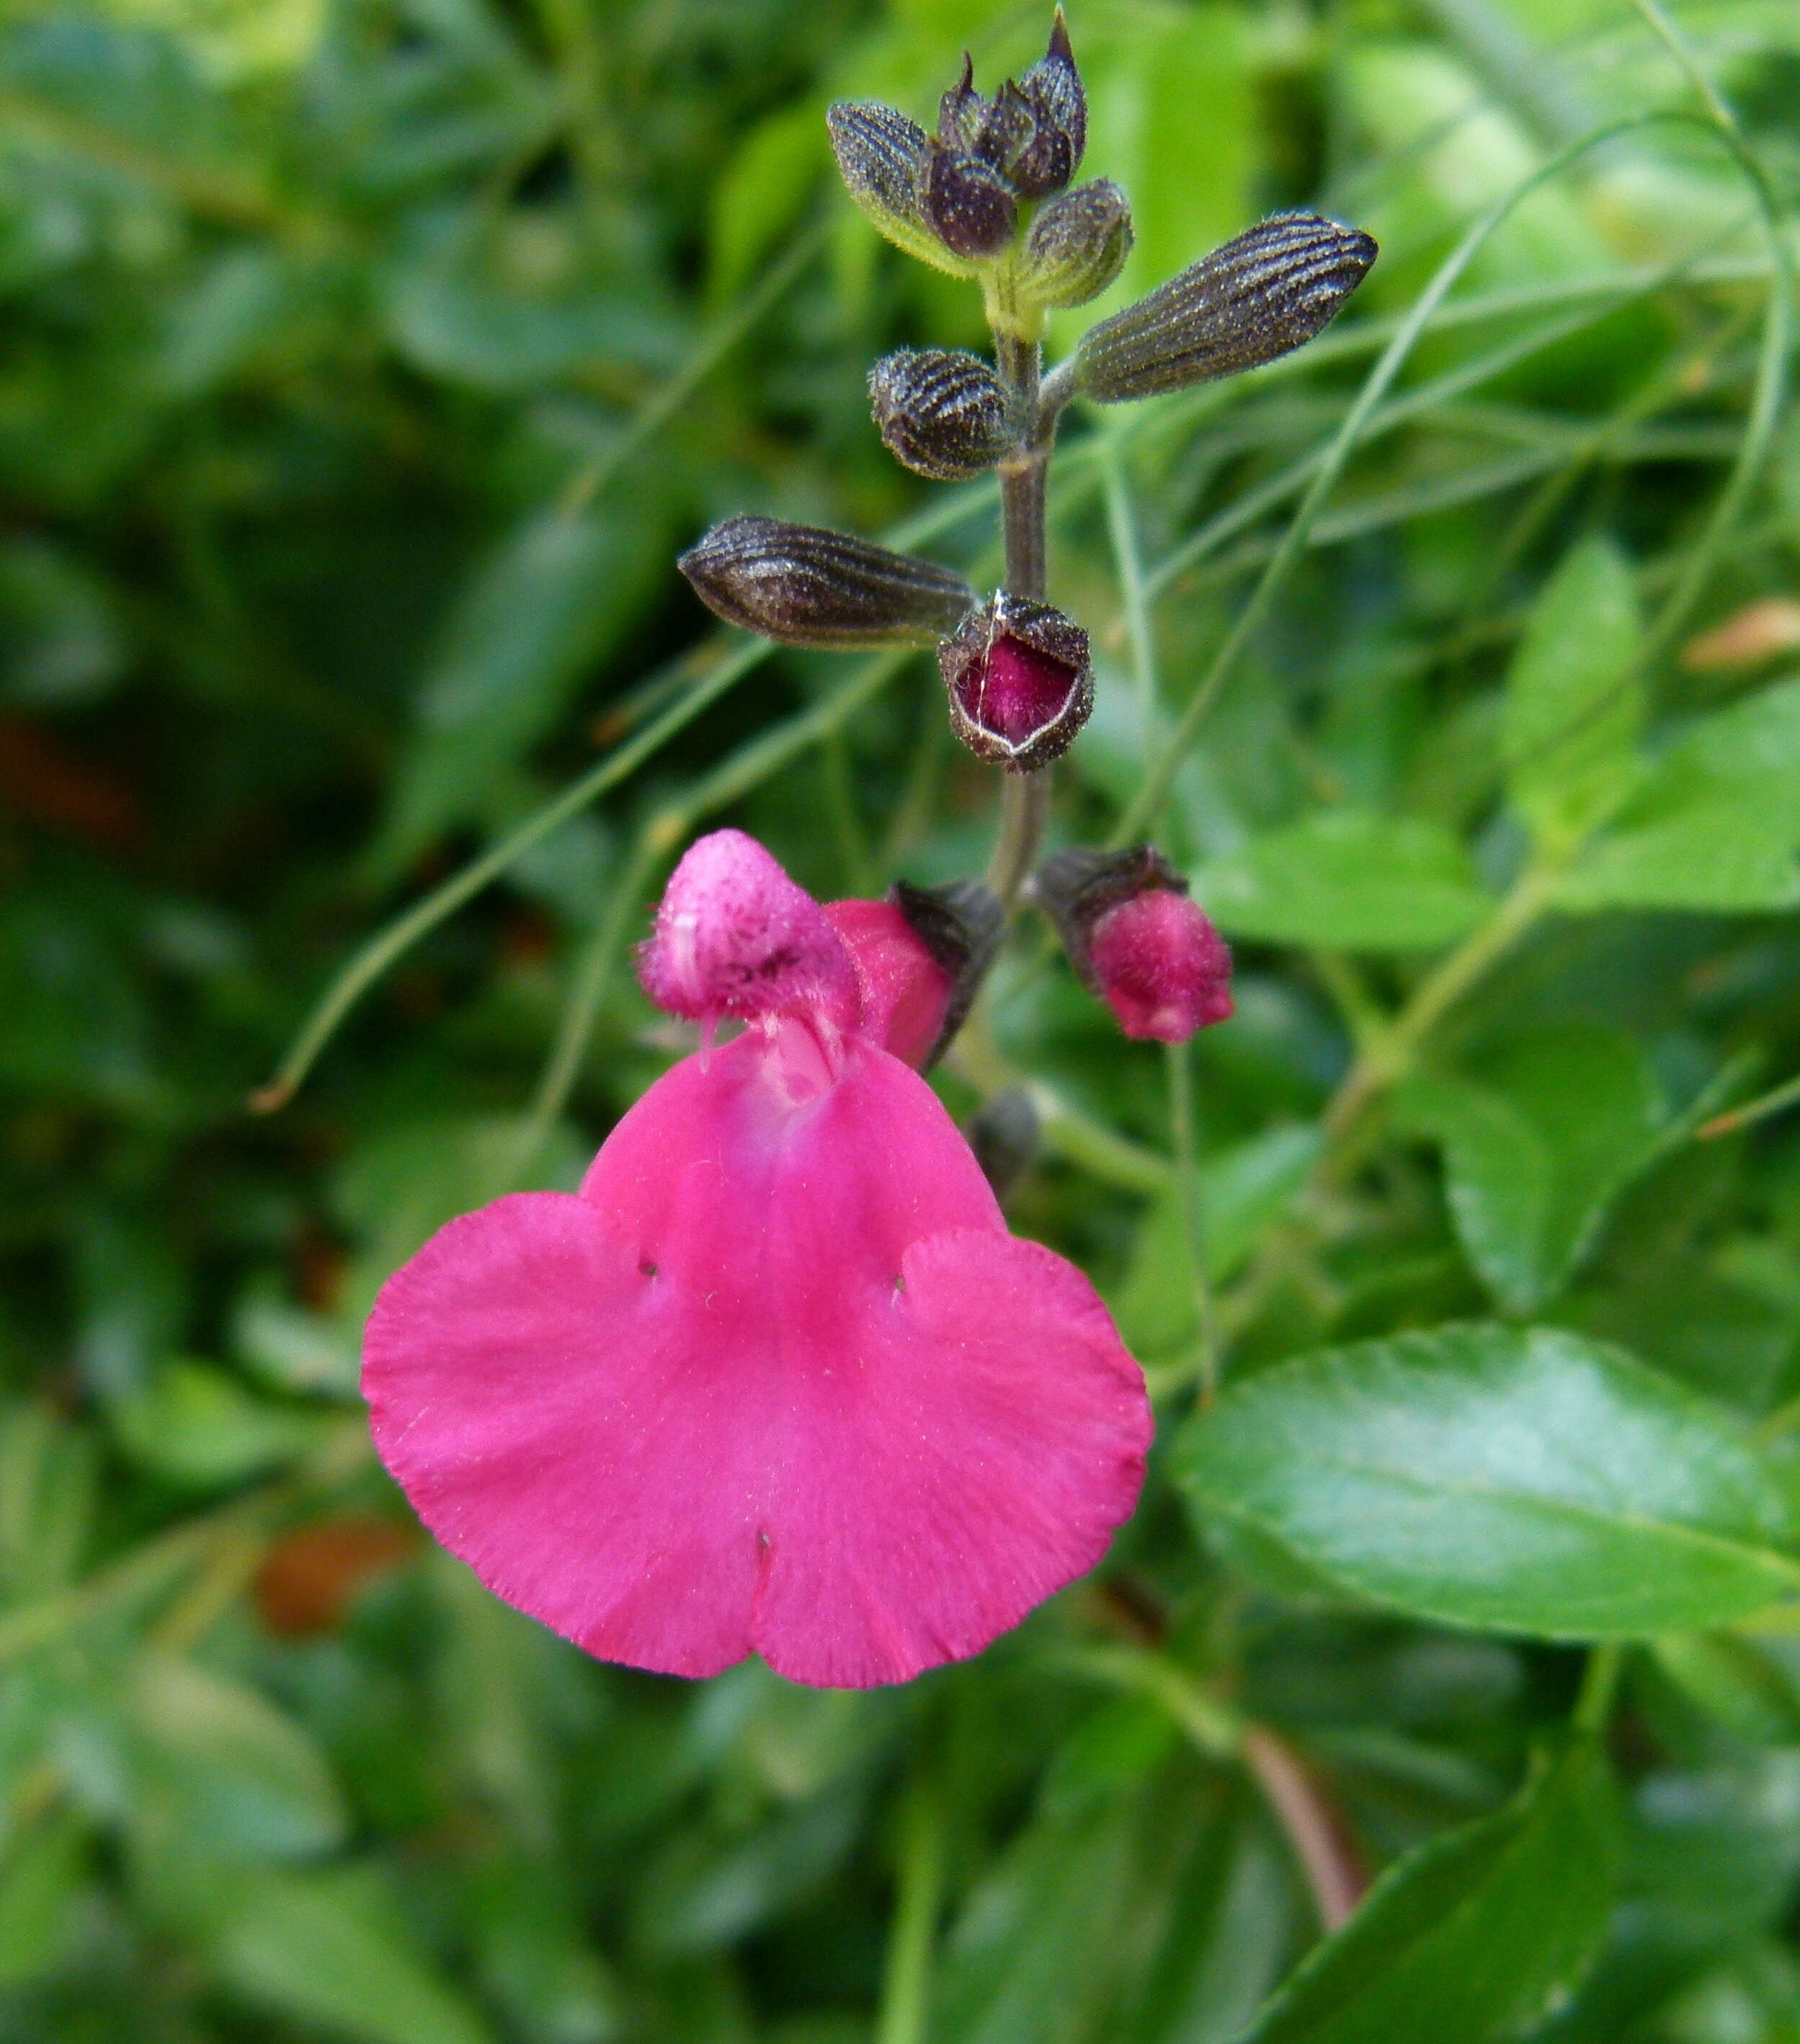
[1038,845,1234,1044]
[1076,211,1378,402]
[363,830,1150,1689]
[679,516,975,649]
[940,595,1093,770]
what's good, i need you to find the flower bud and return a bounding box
[965,1087,1039,1202]
[827,102,979,278]
[939,596,1092,772]
[889,877,1004,1066]
[1036,845,1232,1044]
[922,142,1017,260]
[680,517,976,649]
[1075,212,1378,403]
[822,879,999,1071]
[822,899,952,1070]
[868,349,1019,481]
[639,829,859,1034]
[1019,179,1133,308]
[1011,9,1086,199]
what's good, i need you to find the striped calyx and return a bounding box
[1075,212,1377,403]
[868,350,1020,480]
[679,517,975,650]
[1019,179,1133,308]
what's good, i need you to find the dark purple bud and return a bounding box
[868,349,1020,480]
[680,517,976,649]
[973,80,1035,174]
[964,1087,1039,1202]
[827,101,977,276]
[922,143,1017,260]
[1020,179,1133,308]
[937,52,984,151]
[1015,8,1086,195]
[1035,845,1233,1044]
[939,596,1092,771]
[1075,212,1378,402]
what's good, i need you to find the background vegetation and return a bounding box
[6,0,1800,2037]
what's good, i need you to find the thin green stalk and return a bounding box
[1102,443,1157,719]
[558,223,825,520]
[984,773,1052,906]
[0,87,344,249]
[1111,109,1742,848]
[506,652,909,1168]
[1322,862,1560,1142]
[1573,1644,1626,1734]
[1629,0,1794,669]
[984,328,1056,905]
[252,636,771,1111]
[876,1774,945,2044]
[1166,1041,1218,1405]
[504,834,662,1189]
[1698,1069,1800,1142]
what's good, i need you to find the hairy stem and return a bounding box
[985,330,1053,905]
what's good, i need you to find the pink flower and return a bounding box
[363,830,1149,1689]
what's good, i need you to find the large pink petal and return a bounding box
[363,1027,1149,1687]
[752,1229,1150,1687]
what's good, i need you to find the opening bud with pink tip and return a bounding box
[1037,845,1233,1044]
[939,595,1092,772]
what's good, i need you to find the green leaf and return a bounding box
[1236,1738,1616,2044]
[1653,1634,1800,1746]
[211,1865,494,2044]
[130,1653,349,1864]
[1115,1125,1322,1357]
[1175,1324,1800,1638]
[112,1360,327,1490]
[1190,812,1492,951]
[1559,677,1800,913]
[0,1809,88,1986]
[935,1800,1141,2044]
[111,1359,327,1489]
[1503,535,1642,849]
[709,103,823,306]
[1396,1028,1666,1312]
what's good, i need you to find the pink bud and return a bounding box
[1087,889,1233,1044]
[824,900,954,1069]
[638,829,860,1033]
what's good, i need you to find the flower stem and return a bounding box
[984,770,1051,905]
[1166,1039,1220,1405]
[876,1770,945,2044]
[1573,1643,1626,1735]
[984,329,1053,905]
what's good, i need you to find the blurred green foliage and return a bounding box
[6,0,1800,2038]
